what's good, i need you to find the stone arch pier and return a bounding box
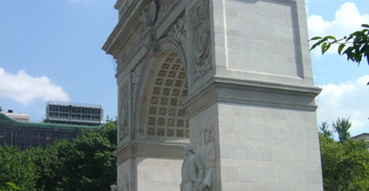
[103,0,324,190]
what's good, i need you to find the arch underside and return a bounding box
[143,50,189,139]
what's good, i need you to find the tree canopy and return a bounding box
[320,135,369,191]
[0,146,38,191]
[0,119,117,191]
[318,118,369,191]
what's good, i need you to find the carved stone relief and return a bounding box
[167,14,187,48]
[142,0,159,28]
[119,82,129,142]
[132,60,145,107]
[196,127,216,190]
[120,25,144,64]
[119,0,181,64]
[117,174,129,191]
[180,145,205,191]
[131,56,147,136]
[189,0,212,84]
[182,126,216,191]
[122,175,129,191]
[158,0,178,20]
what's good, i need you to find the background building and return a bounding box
[0,107,30,122]
[44,101,103,126]
[0,112,101,150]
[352,133,369,141]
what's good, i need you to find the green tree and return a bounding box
[0,182,21,191]
[332,117,351,143]
[0,145,38,191]
[34,120,117,191]
[33,140,70,191]
[310,24,369,65]
[0,120,117,191]
[320,135,369,191]
[319,121,332,138]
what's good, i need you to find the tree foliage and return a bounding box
[310,24,369,65]
[0,145,38,191]
[320,135,369,191]
[0,119,117,191]
[319,121,332,138]
[332,117,352,143]
[319,117,369,190]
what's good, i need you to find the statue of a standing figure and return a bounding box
[180,145,205,191]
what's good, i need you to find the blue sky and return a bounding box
[0,0,369,136]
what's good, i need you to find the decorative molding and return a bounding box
[105,0,183,68]
[167,14,187,48]
[158,0,178,21]
[183,78,321,119]
[119,81,130,142]
[131,56,148,136]
[119,21,145,64]
[141,0,159,28]
[131,60,145,108]
[189,0,212,84]
[114,140,187,165]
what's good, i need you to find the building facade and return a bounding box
[0,113,100,150]
[45,101,103,126]
[352,133,369,141]
[1,110,30,122]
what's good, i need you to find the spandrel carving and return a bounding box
[189,0,212,84]
[168,15,187,47]
[142,0,159,28]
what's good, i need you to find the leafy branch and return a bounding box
[310,24,369,65]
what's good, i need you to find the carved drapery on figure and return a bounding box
[114,175,129,191]
[189,0,212,84]
[181,126,216,191]
[196,127,216,190]
[181,145,205,191]
[122,175,129,191]
[119,83,129,141]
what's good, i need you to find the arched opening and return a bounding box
[141,50,189,140]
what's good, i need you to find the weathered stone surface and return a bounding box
[103,0,323,190]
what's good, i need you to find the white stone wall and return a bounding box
[117,159,131,191]
[217,103,323,191]
[136,157,182,191]
[212,0,313,86]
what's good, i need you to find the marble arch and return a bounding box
[103,0,324,190]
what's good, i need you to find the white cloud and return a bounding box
[308,2,369,54]
[0,68,69,104]
[316,75,369,136]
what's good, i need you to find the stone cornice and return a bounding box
[102,0,144,57]
[103,0,185,62]
[114,0,125,11]
[213,77,322,96]
[113,140,187,165]
[183,77,321,119]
